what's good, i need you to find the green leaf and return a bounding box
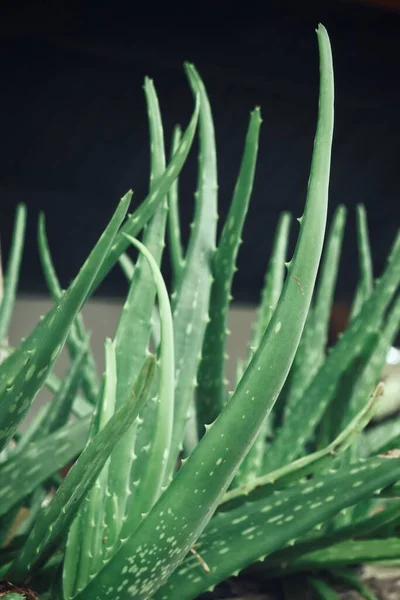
[0,204,27,344]
[166,63,218,469]
[309,579,340,599]
[118,235,175,538]
[350,204,373,320]
[264,230,400,471]
[0,196,129,453]
[89,93,200,293]
[35,343,88,438]
[283,204,346,423]
[104,77,169,553]
[156,456,400,600]
[286,538,400,571]
[63,338,118,597]
[6,355,156,583]
[234,211,291,485]
[362,415,400,456]
[196,108,262,435]
[330,569,378,600]
[0,417,90,518]
[168,125,185,288]
[37,213,99,404]
[74,24,334,600]
[220,380,381,510]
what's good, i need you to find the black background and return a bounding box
[1,1,399,303]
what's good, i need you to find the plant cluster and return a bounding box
[0,25,399,600]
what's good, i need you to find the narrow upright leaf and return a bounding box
[196,108,262,435]
[350,204,373,320]
[168,125,186,288]
[0,204,27,344]
[166,63,218,471]
[0,197,129,453]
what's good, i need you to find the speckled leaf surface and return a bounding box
[0,417,89,518]
[166,63,218,467]
[156,457,400,600]
[6,355,155,582]
[196,108,262,434]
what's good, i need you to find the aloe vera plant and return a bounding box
[0,24,399,600]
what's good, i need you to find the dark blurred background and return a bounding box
[1,0,399,307]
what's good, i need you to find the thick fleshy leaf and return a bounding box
[264,230,400,471]
[0,205,27,344]
[234,211,291,485]
[283,204,346,423]
[168,125,185,288]
[0,418,90,518]
[63,339,118,598]
[284,538,400,572]
[118,235,175,538]
[6,355,156,582]
[155,456,400,600]
[220,381,381,511]
[73,25,334,600]
[350,204,373,320]
[105,78,168,552]
[37,215,99,404]
[196,108,262,435]
[166,63,218,468]
[0,196,129,453]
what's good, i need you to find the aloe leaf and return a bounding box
[0,417,90,518]
[168,125,185,287]
[155,456,400,600]
[36,343,88,437]
[362,416,400,456]
[283,204,346,422]
[37,214,99,404]
[118,235,174,537]
[341,295,400,435]
[90,94,200,293]
[63,338,117,597]
[260,499,400,576]
[166,63,218,469]
[309,579,340,599]
[220,381,381,510]
[104,77,169,552]
[285,538,400,572]
[0,196,129,453]
[44,371,92,420]
[264,230,400,471]
[7,355,156,583]
[196,108,262,435]
[234,211,291,485]
[251,212,292,354]
[1,594,25,600]
[330,569,378,600]
[74,24,334,600]
[0,205,27,344]
[350,204,373,320]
